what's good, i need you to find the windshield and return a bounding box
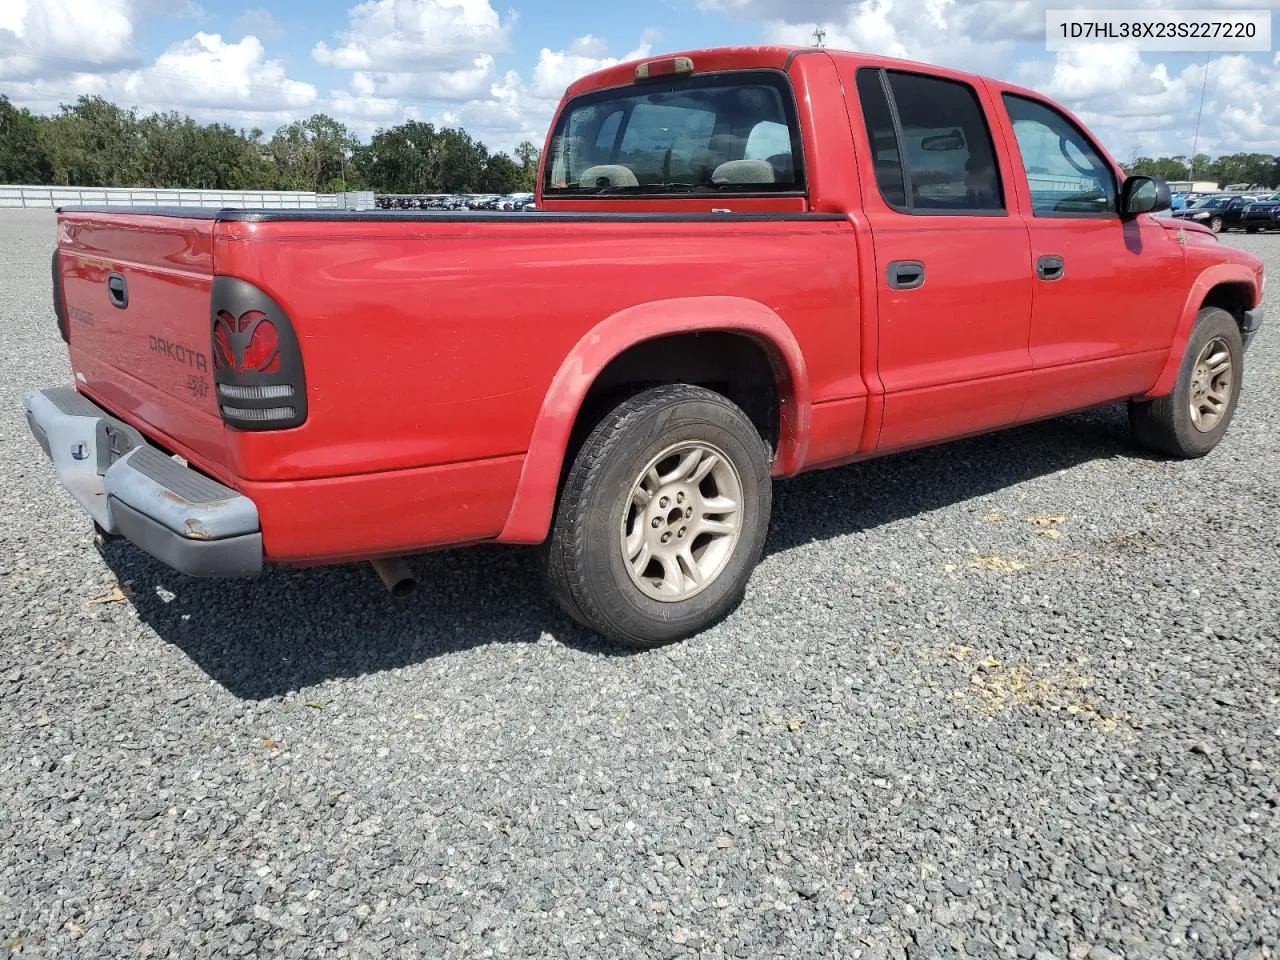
[544,71,803,197]
[1190,198,1227,209]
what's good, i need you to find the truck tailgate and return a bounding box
[58,210,229,475]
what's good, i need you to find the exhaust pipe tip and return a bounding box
[370,557,417,599]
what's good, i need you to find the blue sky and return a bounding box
[2,0,1276,158]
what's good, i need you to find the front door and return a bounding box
[851,67,1035,452]
[997,93,1186,420]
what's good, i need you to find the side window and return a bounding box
[855,69,905,207]
[1002,94,1117,216]
[855,68,1005,214]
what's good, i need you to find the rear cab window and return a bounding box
[544,71,805,197]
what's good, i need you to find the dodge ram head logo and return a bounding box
[213,309,280,374]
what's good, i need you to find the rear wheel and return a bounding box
[1129,307,1242,458]
[546,384,772,648]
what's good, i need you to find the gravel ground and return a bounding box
[1,208,1277,960]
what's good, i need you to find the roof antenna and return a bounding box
[1188,52,1210,183]
[812,28,826,47]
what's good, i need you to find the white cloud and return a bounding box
[1015,47,1280,158]
[313,0,511,71]
[351,53,496,102]
[326,33,655,153]
[124,32,316,110]
[531,34,653,99]
[5,31,317,130]
[706,0,1278,158]
[0,0,136,80]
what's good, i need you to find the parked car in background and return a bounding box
[1174,195,1233,233]
[1221,194,1257,231]
[28,45,1266,647]
[1239,192,1280,233]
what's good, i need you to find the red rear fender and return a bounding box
[497,296,811,544]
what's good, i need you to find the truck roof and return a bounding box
[563,44,1044,106]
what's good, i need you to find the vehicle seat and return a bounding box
[711,160,776,185]
[577,165,638,189]
[766,153,795,184]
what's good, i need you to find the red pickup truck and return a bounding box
[28,46,1266,647]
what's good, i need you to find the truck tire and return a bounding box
[546,384,772,648]
[1129,307,1243,458]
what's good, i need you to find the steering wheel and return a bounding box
[1058,135,1098,177]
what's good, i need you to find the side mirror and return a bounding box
[1121,176,1171,216]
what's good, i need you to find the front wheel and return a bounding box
[1209,216,1225,234]
[546,384,772,648]
[1129,306,1243,458]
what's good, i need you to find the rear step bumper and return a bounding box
[25,387,262,577]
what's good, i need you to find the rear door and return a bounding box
[995,93,1185,420]
[851,67,1035,451]
[58,210,227,469]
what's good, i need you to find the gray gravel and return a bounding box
[1,208,1278,959]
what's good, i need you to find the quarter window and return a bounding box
[855,68,1005,214]
[1002,94,1117,216]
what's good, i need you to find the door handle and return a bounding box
[886,260,925,290]
[107,273,129,308]
[1036,255,1065,281]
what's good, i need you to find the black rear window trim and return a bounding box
[857,66,1009,219]
[543,67,809,200]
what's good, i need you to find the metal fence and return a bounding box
[0,185,376,211]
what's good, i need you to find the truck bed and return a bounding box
[54,206,866,561]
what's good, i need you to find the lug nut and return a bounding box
[661,532,672,544]
[651,517,662,529]
[686,507,694,519]
[677,528,686,539]
[659,497,670,509]
[676,493,685,504]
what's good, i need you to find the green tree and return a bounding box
[433,127,489,194]
[1187,153,1212,180]
[1206,152,1276,188]
[481,152,522,194]
[354,122,490,193]
[267,114,360,192]
[514,140,541,191]
[354,120,443,193]
[40,96,144,186]
[0,96,52,183]
[1126,155,1193,180]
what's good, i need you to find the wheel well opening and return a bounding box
[563,332,783,480]
[1201,282,1254,336]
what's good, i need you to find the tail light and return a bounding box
[210,277,308,430]
[51,250,69,343]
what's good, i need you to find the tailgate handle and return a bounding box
[107,273,128,309]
